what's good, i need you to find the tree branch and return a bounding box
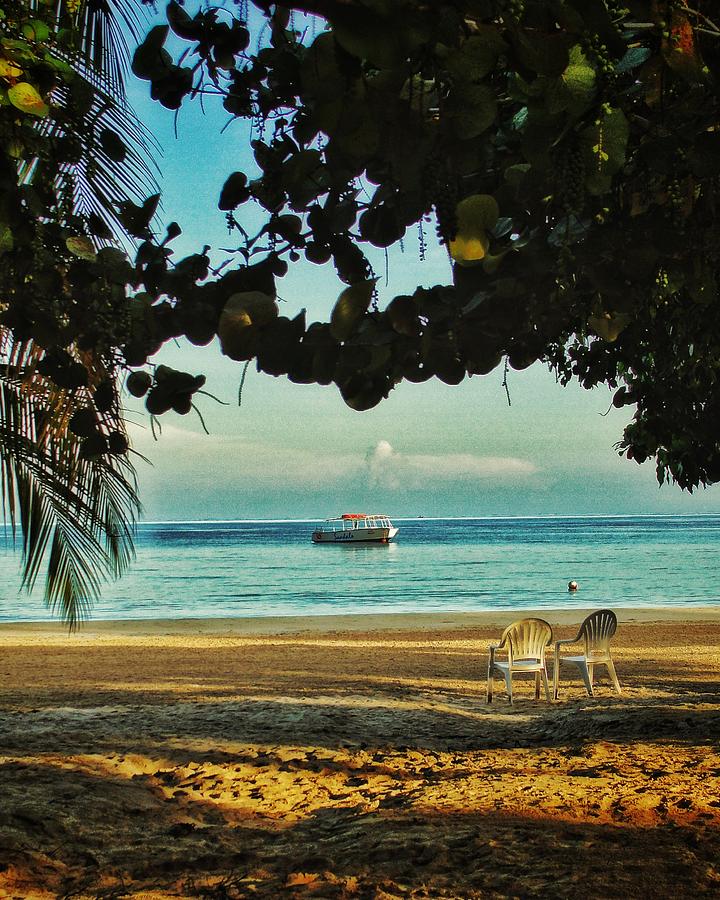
[685,7,720,36]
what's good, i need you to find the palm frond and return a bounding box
[0,340,140,630]
[1,5,147,626]
[40,0,144,92]
[77,0,142,91]
[17,0,162,241]
[47,78,162,239]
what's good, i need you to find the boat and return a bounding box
[311,513,399,544]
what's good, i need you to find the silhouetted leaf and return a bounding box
[330,280,376,341]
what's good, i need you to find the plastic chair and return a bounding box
[553,609,621,699]
[487,618,553,704]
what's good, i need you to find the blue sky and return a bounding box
[121,14,719,521]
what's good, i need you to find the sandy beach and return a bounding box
[1,607,719,898]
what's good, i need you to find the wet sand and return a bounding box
[1,608,719,898]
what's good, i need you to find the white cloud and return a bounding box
[128,423,537,500]
[127,421,362,488]
[366,439,399,488]
[365,440,537,490]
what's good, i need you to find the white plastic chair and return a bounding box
[553,608,621,699]
[487,618,553,704]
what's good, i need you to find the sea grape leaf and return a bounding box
[0,225,13,254]
[166,1,201,40]
[118,193,161,236]
[88,212,113,241]
[66,236,97,260]
[450,231,489,265]
[218,291,277,360]
[589,311,631,342]
[300,33,344,103]
[332,93,380,161]
[165,221,182,242]
[450,194,499,266]
[281,150,329,207]
[457,194,499,231]
[386,295,421,336]
[132,25,171,80]
[330,11,403,68]
[559,45,596,111]
[223,291,278,327]
[580,107,629,195]
[280,149,322,187]
[447,83,496,139]
[359,205,405,248]
[444,29,506,82]
[218,172,250,210]
[68,77,94,116]
[99,128,127,162]
[8,81,48,116]
[330,8,429,69]
[330,279,376,341]
[515,31,572,76]
[21,20,50,42]
[521,108,563,168]
[0,59,23,78]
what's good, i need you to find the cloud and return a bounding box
[366,439,399,487]
[127,421,361,488]
[128,423,536,501]
[365,440,537,489]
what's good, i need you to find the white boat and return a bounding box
[311,513,399,544]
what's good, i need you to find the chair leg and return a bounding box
[578,661,594,697]
[487,664,493,704]
[553,657,560,700]
[505,671,513,705]
[534,671,541,700]
[587,663,594,689]
[541,667,551,701]
[607,658,622,695]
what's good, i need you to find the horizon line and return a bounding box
[131,513,720,526]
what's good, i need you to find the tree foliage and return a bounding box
[0,0,145,625]
[2,0,720,588]
[132,0,720,488]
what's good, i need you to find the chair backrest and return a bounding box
[579,609,617,658]
[502,618,552,664]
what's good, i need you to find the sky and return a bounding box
[120,11,719,522]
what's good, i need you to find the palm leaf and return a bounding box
[40,0,143,92]
[47,78,162,241]
[0,337,140,629]
[18,0,162,242]
[1,4,147,626]
[75,0,142,91]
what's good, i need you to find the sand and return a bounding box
[1,607,719,899]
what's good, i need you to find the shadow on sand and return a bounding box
[1,633,720,897]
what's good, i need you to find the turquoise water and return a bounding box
[0,516,718,622]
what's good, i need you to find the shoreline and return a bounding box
[1,604,719,641]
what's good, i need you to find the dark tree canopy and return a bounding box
[3,0,720,509]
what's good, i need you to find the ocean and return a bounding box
[0,516,718,623]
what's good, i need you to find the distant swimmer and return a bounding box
[568,581,579,592]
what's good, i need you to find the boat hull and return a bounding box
[312,527,398,544]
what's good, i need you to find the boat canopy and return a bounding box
[316,514,392,529]
[339,513,388,520]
